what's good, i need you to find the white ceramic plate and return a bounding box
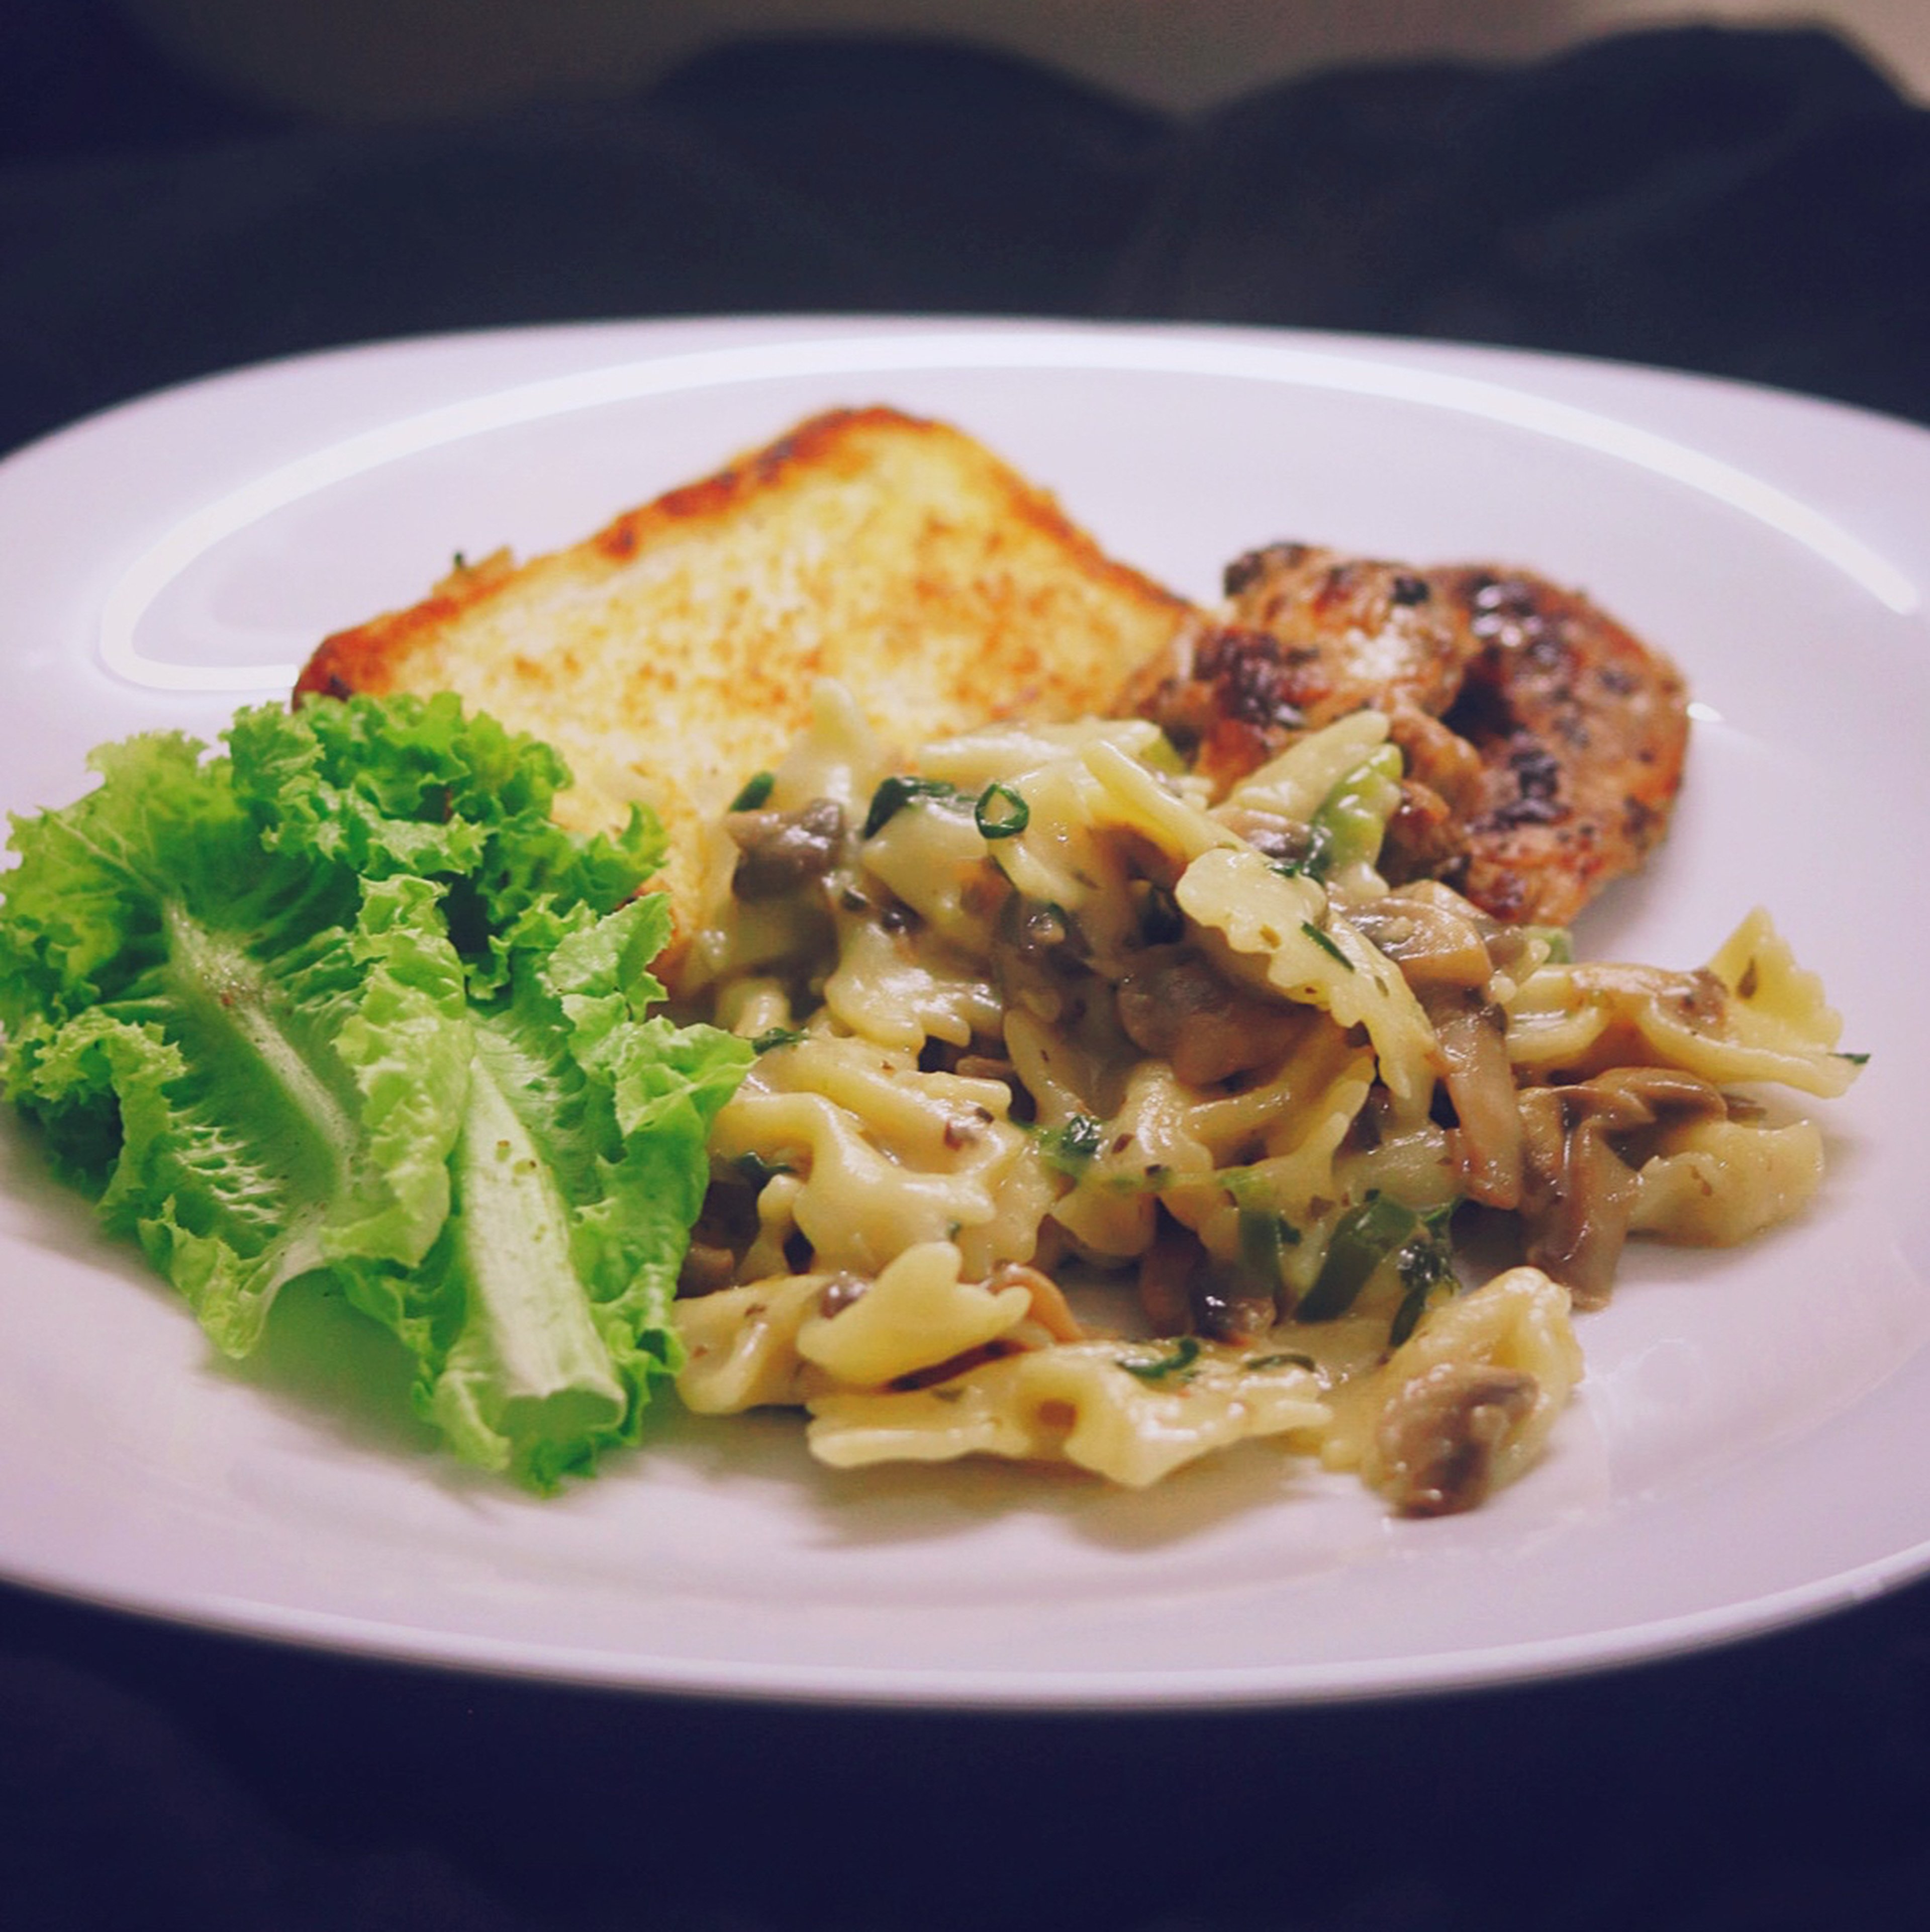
[2,317,1926,1708]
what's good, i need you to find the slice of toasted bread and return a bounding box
[296,405,1196,946]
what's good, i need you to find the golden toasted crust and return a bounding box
[296,405,1195,941]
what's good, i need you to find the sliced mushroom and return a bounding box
[676,1240,740,1297]
[983,1262,1085,1342]
[1422,986,1524,1210]
[1373,1360,1541,1516]
[1517,1067,1728,1307]
[989,894,1088,1019]
[1190,1268,1276,1347]
[1136,1210,1199,1337]
[1116,945,1304,1086]
[726,799,846,900]
[1346,890,1493,989]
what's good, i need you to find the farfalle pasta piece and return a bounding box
[820,916,1002,1054]
[1176,845,1440,1103]
[1506,909,1858,1097]
[797,1241,1033,1386]
[1629,1116,1827,1247]
[806,1339,1328,1487]
[1323,1266,1582,1515]
[676,1274,827,1414]
[709,1030,1052,1277]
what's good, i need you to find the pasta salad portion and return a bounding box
[667,687,1860,1514]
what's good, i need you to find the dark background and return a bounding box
[4,10,1930,1928]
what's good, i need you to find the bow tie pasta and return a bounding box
[669,687,1858,1514]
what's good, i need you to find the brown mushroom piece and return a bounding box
[1136,1209,1201,1337]
[1424,988,1525,1211]
[1347,891,1524,1209]
[1374,1361,1542,1516]
[1517,1067,1729,1308]
[726,798,846,900]
[989,895,1089,1019]
[1343,891,1492,988]
[1116,945,1304,1086]
[982,1262,1086,1342]
[1190,1270,1277,1348]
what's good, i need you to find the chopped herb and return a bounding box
[1387,1208,1458,1346]
[1307,746,1403,879]
[1120,1336,1201,1383]
[1038,1112,1106,1174]
[750,1026,804,1054]
[974,782,1030,840]
[1387,1285,1430,1349]
[1837,1051,1871,1066]
[1221,1165,1273,1209]
[1297,1190,1415,1321]
[451,549,468,571]
[1395,1221,1455,1299]
[1141,732,1188,776]
[1238,1207,1300,1292]
[1245,1350,1316,1372]
[1301,921,1355,971]
[734,1152,795,1188]
[862,774,959,839]
[1390,1207,1461,1329]
[1269,857,1312,880]
[729,771,776,811]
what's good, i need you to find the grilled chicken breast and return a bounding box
[1121,541,1690,928]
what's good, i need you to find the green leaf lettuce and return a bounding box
[0,695,750,1490]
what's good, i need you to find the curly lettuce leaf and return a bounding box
[226,694,665,991]
[341,897,750,1490]
[1,696,745,1489]
[10,874,471,1354]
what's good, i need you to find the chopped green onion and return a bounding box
[1307,745,1403,879]
[1245,1350,1316,1372]
[1837,1051,1871,1066]
[1297,1190,1415,1321]
[862,774,959,839]
[750,1026,805,1054]
[1238,1207,1300,1292]
[729,771,776,811]
[1387,1286,1429,1349]
[1120,1337,1201,1383]
[1037,1112,1106,1174]
[1383,1202,1459,1345]
[974,781,1030,840]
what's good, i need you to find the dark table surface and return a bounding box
[4,16,1930,1929]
